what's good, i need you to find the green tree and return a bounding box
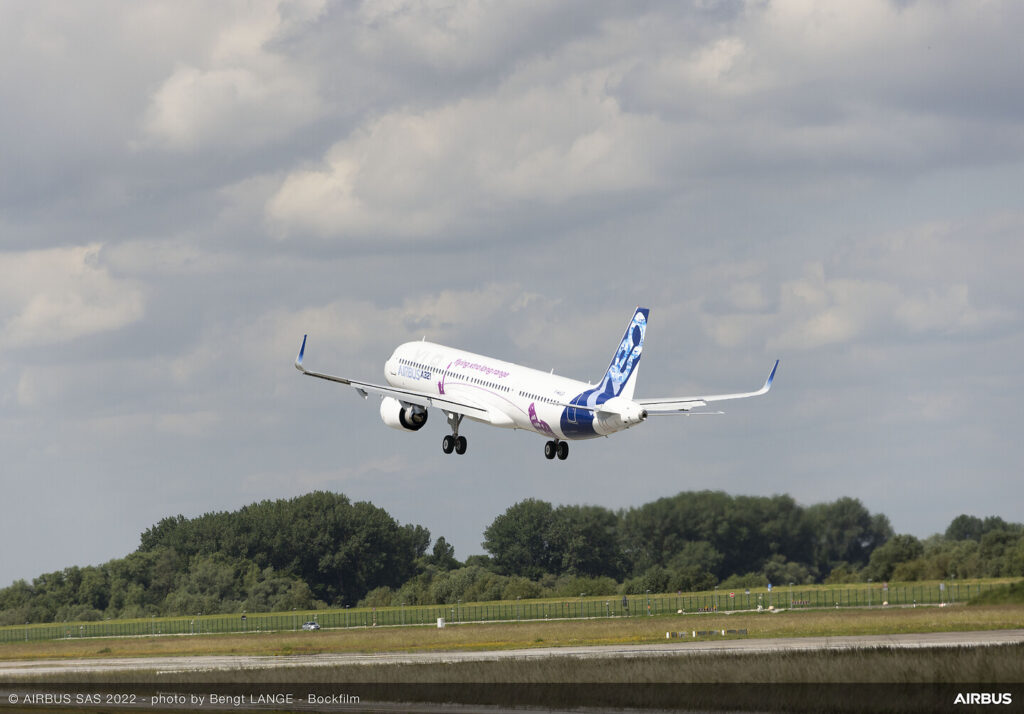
[666,541,722,591]
[979,529,1018,576]
[762,555,814,586]
[548,505,624,579]
[77,567,110,612]
[945,515,985,542]
[359,586,394,608]
[864,534,924,581]
[619,491,829,581]
[806,497,892,573]
[428,537,461,571]
[501,576,542,600]
[429,566,496,604]
[482,499,556,578]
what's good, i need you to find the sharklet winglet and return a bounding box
[295,335,308,371]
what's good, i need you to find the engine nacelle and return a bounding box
[595,396,648,432]
[379,397,429,432]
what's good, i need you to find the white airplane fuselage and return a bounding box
[385,341,640,440]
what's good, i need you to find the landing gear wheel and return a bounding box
[556,441,569,460]
[544,441,556,460]
[442,435,455,454]
[455,435,467,455]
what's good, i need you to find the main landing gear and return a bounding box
[442,434,467,455]
[544,440,569,460]
[442,412,467,455]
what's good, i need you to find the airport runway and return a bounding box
[1,629,1021,678]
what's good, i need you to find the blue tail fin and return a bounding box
[597,307,648,399]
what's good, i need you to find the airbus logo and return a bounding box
[398,365,431,381]
[954,692,1012,705]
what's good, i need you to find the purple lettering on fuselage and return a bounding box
[529,403,554,435]
[438,361,451,395]
[452,359,509,379]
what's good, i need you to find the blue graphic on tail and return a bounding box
[598,307,647,397]
[560,307,649,438]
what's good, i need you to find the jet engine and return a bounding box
[595,396,648,432]
[379,397,429,431]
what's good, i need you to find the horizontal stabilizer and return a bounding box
[638,360,778,414]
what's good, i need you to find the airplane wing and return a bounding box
[294,336,492,421]
[636,360,778,415]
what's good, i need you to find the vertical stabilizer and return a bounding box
[597,307,648,399]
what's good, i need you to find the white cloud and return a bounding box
[0,244,144,349]
[263,0,1024,244]
[266,73,666,240]
[613,0,1024,178]
[351,0,596,74]
[104,238,236,276]
[140,0,325,150]
[700,214,1021,353]
[766,269,1011,351]
[838,214,1024,291]
[893,284,1008,335]
[353,0,523,71]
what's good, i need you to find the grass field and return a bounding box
[970,580,1024,605]
[1,603,1021,661]
[2,577,1015,646]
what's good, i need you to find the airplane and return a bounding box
[294,307,778,460]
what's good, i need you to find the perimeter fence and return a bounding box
[0,581,999,644]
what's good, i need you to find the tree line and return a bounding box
[1,491,1021,625]
[0,492,427,625]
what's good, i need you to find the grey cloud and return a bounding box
[612,3,1024,180]
[0,245,145,349]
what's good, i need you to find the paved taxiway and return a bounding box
[1,629,1021,678]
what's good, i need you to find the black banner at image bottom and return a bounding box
[0,683,1021,712]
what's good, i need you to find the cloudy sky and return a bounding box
[2,0,1022,588]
